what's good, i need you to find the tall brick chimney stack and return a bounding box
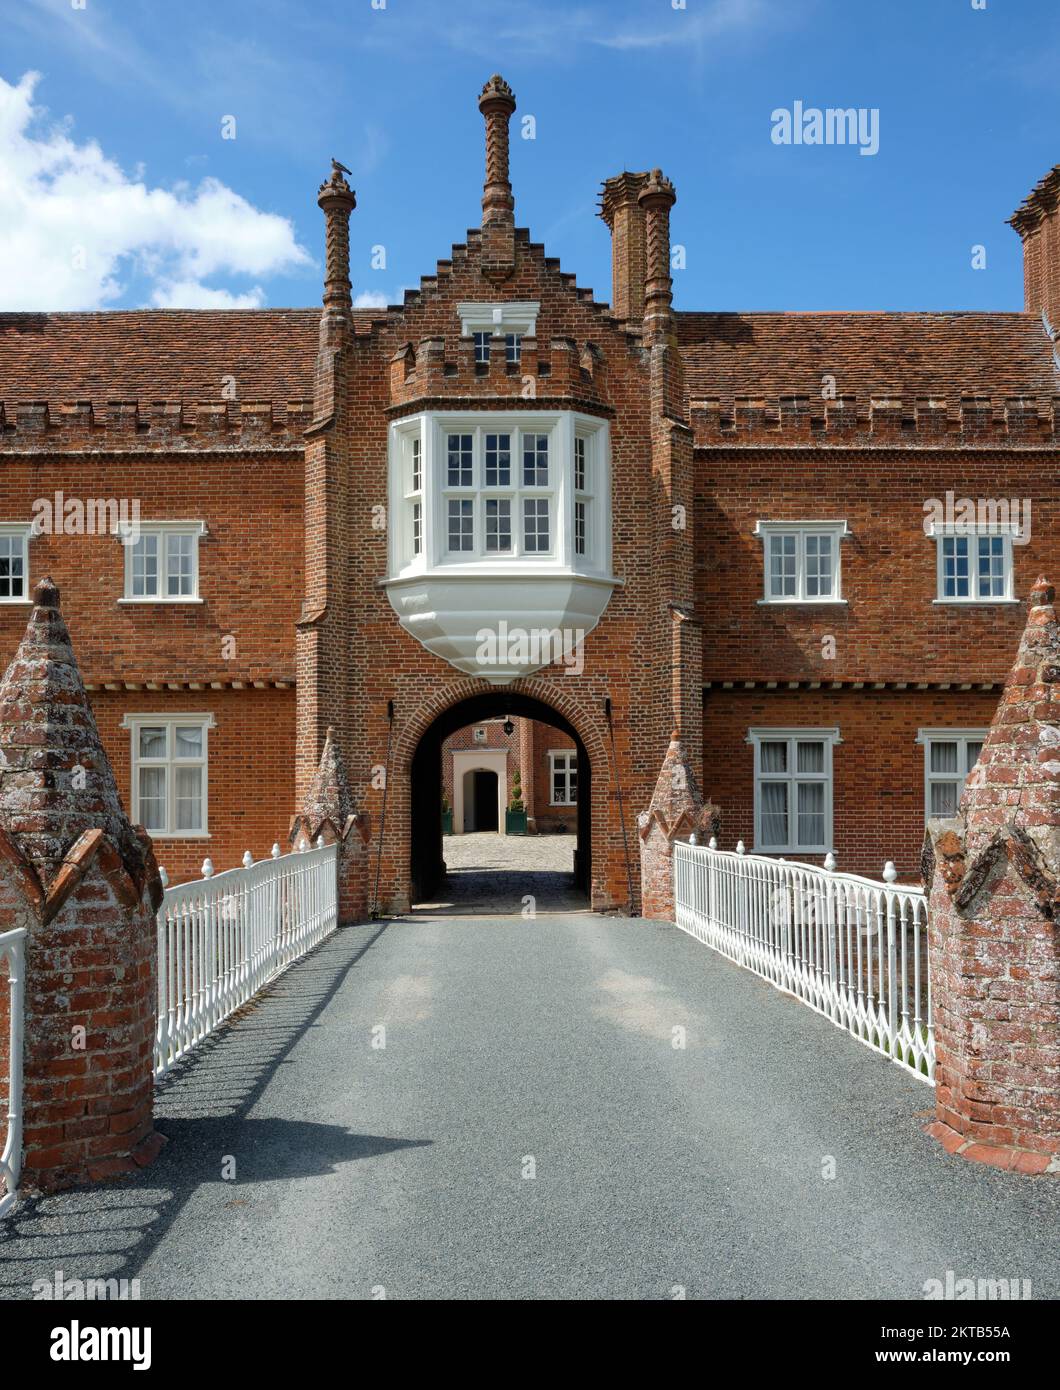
[639,169,677,343]
[478,73,517,279]
[599,172,650,324]
[317,161,357,334]
[925,576,1060,1173]
[0,578,163,1191]
[1009,164,1060,330]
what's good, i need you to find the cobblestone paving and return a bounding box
[412,831,583,916]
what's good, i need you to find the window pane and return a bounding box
[447,433,473,487]
[942,536,969,598]
[447,499,474,552]
[410,436,422,491]
[760,783,789,847]
[574,500,587,556]
[174,766,203,831]
[796,782,825,847]
[574,436,587,492]
[930,781,959,817]
[485,433,511,487]
[930,741,959,774]
[505,332,521,365]
[0,535,25,599]
[966,741,984,771]
[132,534,159,597]
[138,766,167,831]
[977,535,1005,598]
[174,726,203,757]
[796,741,825,774]
[412,501,422,556]
[522,433,548,486]
[523,499,549,553]
[759,740,787,773]
[472,331,490,364]
[768,534,796,598]
[805,534,833,597]
[166,533,195,597]
[485,498,511,553]
[138,726,167,759]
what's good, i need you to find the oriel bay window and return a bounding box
[388,411,610,575]
[748,728,840,854]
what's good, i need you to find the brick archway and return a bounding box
[380,676,622,913]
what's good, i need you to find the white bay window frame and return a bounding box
[755,520,849,605]
[388,410,611,579]
[747,727,841,854]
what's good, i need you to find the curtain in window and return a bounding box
[760,783,788,846]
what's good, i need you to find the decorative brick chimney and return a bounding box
[599,172,650,324]
[0,578,164,1191]
[924,576,1060,1173]
[637,730,720,921]
[289,726,370,924]
[639,169,677,344]
[317,161,357,343]
[1009,164,1060,331]
[478,73,517,280]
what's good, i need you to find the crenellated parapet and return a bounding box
[0,398,314,451]
[690,393,1060,447]
[386,332,613,410]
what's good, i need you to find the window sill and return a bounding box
[145,832,211,841]
[931,598,1019,607]
[118,597,204,605]
[753,847,830,857]
[757,598,848,607]
[0,599,33,606]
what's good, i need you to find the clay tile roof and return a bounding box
[0,308,385,410]
[675,310,1056,404]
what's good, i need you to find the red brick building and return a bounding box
[1,77,1057,912]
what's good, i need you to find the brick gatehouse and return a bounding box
[1,76,1058,914]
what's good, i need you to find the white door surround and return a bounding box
[452,749,508,834]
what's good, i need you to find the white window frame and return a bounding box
[755,521,849,605]
[458,301,539,367]
[747,727,841,854]
[916,728,989,820]
[0,524,33,604]
[122,713,215,838]
[928,527,1017,604]
[387,410,612,580]
[549,749,578,806]
[119,521,206,603]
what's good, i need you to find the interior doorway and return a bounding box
[464,768,500,832]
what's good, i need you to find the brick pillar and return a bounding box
[925,576,1060,1174]
[0,578,164,1191]
[637,730,720,921]
[290,726,370,925]
[317,162,356,324]
[478,73,517,279]
[638,168,676,344]
[599,171,649,324]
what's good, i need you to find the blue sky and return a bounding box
[2,0,1058,313]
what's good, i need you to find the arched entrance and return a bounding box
[410,692,592,906]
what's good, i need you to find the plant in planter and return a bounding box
[506,770,527,835]
[441,791,452,835]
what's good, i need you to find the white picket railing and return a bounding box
[674,839,934,1084]
[0,926,27,1219]
[155,841,338,1077]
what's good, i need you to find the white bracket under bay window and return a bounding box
[748,728,841,854]
[928,526,1017,603]
[755,521,849,604]
[385,410,617,682]
[916,728,988,818]
[0,524,32,603]
[549,750,578,805]
[458,301,538,366]
[122,714,214,837]
[120,521,206,602]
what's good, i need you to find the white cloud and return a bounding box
[353,290,389,309]
[0,72,312,311]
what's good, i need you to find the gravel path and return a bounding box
[2,912,1057,1300]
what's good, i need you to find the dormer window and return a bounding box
[459,301,538,368]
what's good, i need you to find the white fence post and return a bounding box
[0,927,27,1219]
